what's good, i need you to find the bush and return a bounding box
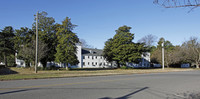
[120,66,134,69]
[120,66,127,69]
[0,65,5,69]
[37,67,43,71]
[45,65,60,70]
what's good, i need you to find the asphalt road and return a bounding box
[0,70,200,99]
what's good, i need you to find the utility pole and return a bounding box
[35,11,38,73]
[162,42,164,70]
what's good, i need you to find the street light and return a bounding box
[162,42,164,70]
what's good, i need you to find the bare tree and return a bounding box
[18,40,48,66]
[138,34,157,47]
[151,48,162,64]
[79,39,94,48]
[169,46,184,64]
[182,37,200,68]
[154,0,200,10]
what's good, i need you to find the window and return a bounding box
[20,62,23,66]
[83,62,85,66]
[92,56,94,59]
[88,56,89,59]
[96,56,97,59]
[92,62,94,65]
[88,62,90,65]
[96,62,97,65]
[83,56,85,59]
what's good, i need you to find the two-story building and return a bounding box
[69,46,116,68]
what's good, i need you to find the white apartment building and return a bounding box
[69,45,116,68]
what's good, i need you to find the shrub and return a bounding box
[120,66,127,69]
[45,65,60,70]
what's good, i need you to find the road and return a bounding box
[0,70,200,99]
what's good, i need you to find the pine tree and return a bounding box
[103,25,146,68]
[0,26,15,67]
[55,17,79,70]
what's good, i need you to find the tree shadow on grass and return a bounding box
[0,67,18,75]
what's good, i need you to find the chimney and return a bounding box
[89,50,93,54]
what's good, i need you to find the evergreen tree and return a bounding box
[32,11,57,68]
[55,17,79,70]
[0,26,15,67]
[103,25,146,68]
[14,27,34,67]
[103,38,114,63]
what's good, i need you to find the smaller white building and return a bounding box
[126,52,151,68]
[16,58,26,67]
[140,52,151,67]
[0,62,5,65]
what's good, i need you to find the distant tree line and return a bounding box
[146,36,200,68]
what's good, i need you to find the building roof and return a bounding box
[82,48,103,56]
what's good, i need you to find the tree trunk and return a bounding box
[196,62,199,68]
[41,59,47,70]
[14,52,16,67]
[197,54,200,68]
[4,53,7,67]
[165,57,169,68]
[66,63,69,70]
[166,62,169,68]
[117,61,120,68]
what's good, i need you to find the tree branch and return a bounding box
[154,0,200,10]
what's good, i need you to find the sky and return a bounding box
[1,0,200,49]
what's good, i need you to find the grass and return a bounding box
[0,67,196,81]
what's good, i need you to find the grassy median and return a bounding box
[0,67,196,81]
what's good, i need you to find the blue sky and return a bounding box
[1,0,200,49]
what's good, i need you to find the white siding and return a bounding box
[82,56,111,68]
[77,45,82,68]
[16,59,26,67]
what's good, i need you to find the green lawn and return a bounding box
[0,67,196,81]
